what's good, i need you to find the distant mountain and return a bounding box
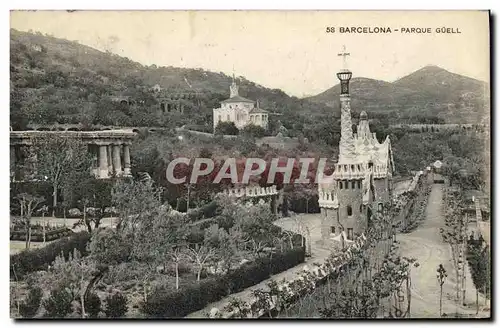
[9,29,330,130]
[306,65,489,124]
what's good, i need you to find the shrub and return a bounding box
[104,292,128,318]
[141,243,306,318]
[88,228,132,265]
[85,292,102,318]
[10,227,73,242]
[19,285,43,318]
[43,287,73,318]
[11,231,91,279]
[187,201,218,222]
[214,121,239,136]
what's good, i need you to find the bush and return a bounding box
[43,287,73,318]
[11,231,91,279]
[85,292,102,318]
[187,201,218,222]
[88,228,132,265]
[214,121,239,136]
[141,243,305,318]
[104,292,128,318]
[19,285,43,318]
[10,227,73,242]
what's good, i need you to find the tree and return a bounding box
[14,193,45,249]
[19,285,43,318]
[33,136,92,217]
[204,224,242,274]
[215,121,239,136]
[185,244,216,281]
[42,287,73,318]
[111,178,162,233]
[73,178,113,233]
[241,124,266,138]
[44,250,97,318]
[88,227,132,266]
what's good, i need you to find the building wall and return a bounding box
[373,177,391,203]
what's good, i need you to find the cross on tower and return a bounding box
[338,45,350,69]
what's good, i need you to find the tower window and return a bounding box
[378,203,383,212]
[330,226,336,234]
[351,181,356,189]
[357,180,361,188]
[347,228,353,240]
[345,181,349,189]
[347,205,352,216]
[368,162,374,169]
[160,103,165,113]
[339,181,343,189]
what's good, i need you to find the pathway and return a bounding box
[397,184,489,318]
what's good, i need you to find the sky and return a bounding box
[10,10,490,97]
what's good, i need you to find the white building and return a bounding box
[213,78,269,131]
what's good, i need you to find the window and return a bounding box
[218,115,221,123]
[160,103,165,113]
[347,205,352,216]
[360,204,363,212]
[357,180,362,188]
[330,226,336,234]
[345,181,349,189]
[351,181,356,189]
[347,228,353,240]
[378,203,383,212]
[368,162,374,169]
[339,181,343,189]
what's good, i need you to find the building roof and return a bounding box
[221,95,255,104]
[249,107,268,114]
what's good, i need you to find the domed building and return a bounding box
[213,76,269,131]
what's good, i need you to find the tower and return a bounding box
[230,73,239,98]
[337,46,356,163]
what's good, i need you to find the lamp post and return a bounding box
[437,264,448,317]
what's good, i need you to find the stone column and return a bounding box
[98,145,109,179]
[107,144,113,174]
[123,144,131,176]
[112,144,122,176]
[10,145,16,181]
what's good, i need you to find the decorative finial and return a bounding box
[337,45,350,70]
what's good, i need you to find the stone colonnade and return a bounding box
[10,130,136,181]
[94,142,132,178]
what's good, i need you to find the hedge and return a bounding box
[142,246,306,318]
[10,227,73,242]
[10,231,91,279]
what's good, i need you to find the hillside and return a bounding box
[307,65,489,124]
[9,29,330,131]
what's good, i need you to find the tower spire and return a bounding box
[230,66,239,98]
[336,45,355,163]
